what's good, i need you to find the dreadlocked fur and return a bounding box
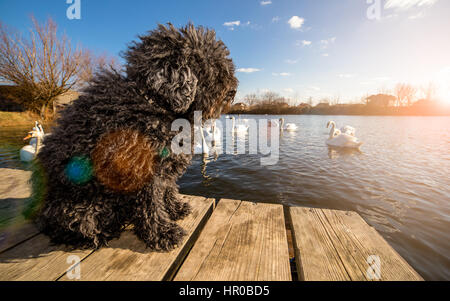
[32,23,238,250]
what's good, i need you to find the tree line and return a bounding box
[227,83,448,116]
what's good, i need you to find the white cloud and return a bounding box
[339,74,356,78]
[288,16,305,29]
[224,20,240,27]
[224,20,251,30]
[272,16,280,23]
[297,40,312,47]
[272,72,292,76]
[237,68,261,73]
[309,86,321,91]
[260,1,272,6]
[320,37,336,49]
[285,59,299,64]
[284,88,294,93]
[322,53,329,57]
[385,0,439,10]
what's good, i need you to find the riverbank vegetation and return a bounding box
[0,111,41,127]
[226,87,449,116]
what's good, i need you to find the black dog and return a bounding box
[32,24,237,251]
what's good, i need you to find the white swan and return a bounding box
[204,120,221,144]
[228,116,248,134]
[326,121,362,149]
[193,125,210,154]
[279,118,298,132]
[340,125,355,136]
[20,128,43,162]
[285,123,298,131]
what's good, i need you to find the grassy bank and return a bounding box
[0,111,43,127]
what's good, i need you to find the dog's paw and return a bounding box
[168,201,192,221]
[153,223,186,251]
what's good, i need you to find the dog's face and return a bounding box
[125,24,238,120]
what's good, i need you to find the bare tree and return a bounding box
[0,17,109,118]
[261,91,280,104]
[394,83,416,106]
[421,82,436,101]
[330,95,341,106]
[403,84,416,106]
[244,93,259,106]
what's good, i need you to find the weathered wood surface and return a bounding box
[0,168,423,281]
[0,195,214,281]
[0,169,39,253]
[288,207,423,281]
[174,200,292,281]
[0,233,93,281]
[62,195,214,281]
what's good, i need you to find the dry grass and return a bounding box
[0,111,43,127]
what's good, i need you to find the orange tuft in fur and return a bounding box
[92,129,157,193]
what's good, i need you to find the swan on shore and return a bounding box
[326,121,362,149]
[20,127,43,162]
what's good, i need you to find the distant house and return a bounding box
[297,103,312,113]
[53,90,79,112]
[366,94,396,107]
[278,103,290,109]
[315,102,330,109]
[230,102,248,111]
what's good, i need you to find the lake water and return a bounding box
[1,115,449,280]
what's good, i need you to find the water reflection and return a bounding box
[180,115,450,280]
[327,146,362,159]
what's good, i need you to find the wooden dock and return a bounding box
[0,168,422,281]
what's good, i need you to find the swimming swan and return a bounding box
[204,120,221,144]
[20,128,43,162]
[228,116,248,134]
[194,125,210,154]
[326,121,362,149]
[340,125,356,136]
[279,118,298,131]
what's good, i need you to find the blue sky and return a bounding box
[1,0,449,104]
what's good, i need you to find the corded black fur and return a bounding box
[32,24,237,251]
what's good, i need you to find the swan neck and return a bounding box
[329,122,336,138]
[35,135,41,153]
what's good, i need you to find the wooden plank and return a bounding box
[288,207,350,281]
[0,233,93,281]
[0,221,39,254]
[0,168,40,253]
[0,169,31,199]
[61,195,214,281]
[321,208,423,281]
[289,207,423,281]
[174,200,291,281]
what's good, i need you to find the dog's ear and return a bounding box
[150,62,198,114]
